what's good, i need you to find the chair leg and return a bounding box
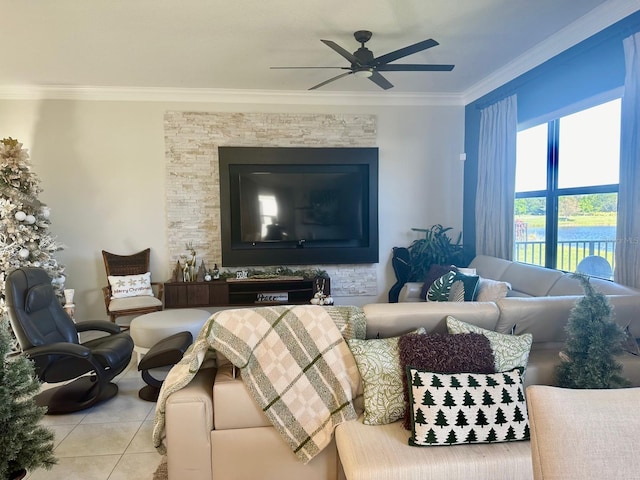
[36,376,119,414]
[111,314,130,331]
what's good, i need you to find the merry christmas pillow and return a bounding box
[108,272,154,299]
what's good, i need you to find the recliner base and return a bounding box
[37,377,119,414]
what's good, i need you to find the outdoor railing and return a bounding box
[514,239,616,277]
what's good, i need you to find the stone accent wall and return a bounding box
[164,112,378,297]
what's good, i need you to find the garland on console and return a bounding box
[219,266,329,280]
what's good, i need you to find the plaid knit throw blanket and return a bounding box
[153,305,366,463]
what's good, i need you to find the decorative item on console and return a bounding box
[196,261,206,281]
[182,242,197,282]
[63,288,75,320]
[310,277,333,305]
[203,263,220,282]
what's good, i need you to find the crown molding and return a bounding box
[3,1,634,108]
[462,0,640,104]
[0,84,464,107]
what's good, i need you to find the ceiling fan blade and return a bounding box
[271,66,350,70]
[369,71,394,90]
[309,71,354,90]
[374,38,439,66]
[321,39,362,66]
[377,64,455,72]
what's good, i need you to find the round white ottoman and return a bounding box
[130,309,211,360]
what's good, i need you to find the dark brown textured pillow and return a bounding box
[398,332,495,429]
[420,264,457,300]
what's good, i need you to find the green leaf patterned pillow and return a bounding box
[446,316,533,373]
[426,271,456,301]
[348,328,426,425]
[427,272,479,302]
[407,367,530,446]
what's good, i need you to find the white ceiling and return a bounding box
[1,0,638,102]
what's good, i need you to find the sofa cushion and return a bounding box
[362,302,501,339]
[523,347,563,388]
[469,255,514,281]
[398,332,495,429]
[499,262,563,297]
[107,294,162,313]
[213,364,271,430]
[549,274,640,296]
[496,296,580,342]
[407,367,530,446]
[348,328,426,425]
[446,316,533,374]
[336,415,534,480]
[527,385,640,480]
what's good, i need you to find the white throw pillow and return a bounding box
[475,277,512,302]
[108,272,154,299]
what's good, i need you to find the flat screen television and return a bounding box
[219,146,379,266]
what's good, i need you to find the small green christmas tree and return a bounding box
[0,321,56,477]
[555,274,629,389]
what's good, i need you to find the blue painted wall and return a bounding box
[463,10,640,254]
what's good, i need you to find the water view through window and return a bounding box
[514,98,621,278]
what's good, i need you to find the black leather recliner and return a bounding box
[5,267,134,414]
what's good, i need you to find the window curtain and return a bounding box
[475,94,517,259]
[615,32,640,288]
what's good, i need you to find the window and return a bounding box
[514,98,621,278]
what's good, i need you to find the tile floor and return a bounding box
[25,355,163,480]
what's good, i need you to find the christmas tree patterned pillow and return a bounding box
[407,367,530,447]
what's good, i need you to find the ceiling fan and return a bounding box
[271,30,454,90]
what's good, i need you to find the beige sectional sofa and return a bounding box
[162,255,640,480]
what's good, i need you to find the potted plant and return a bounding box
[407,224,468,282]
[0,320,56,479]
[555,274,630,389]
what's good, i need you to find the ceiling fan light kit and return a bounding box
[271,30,454,90]
[354,68,374,78]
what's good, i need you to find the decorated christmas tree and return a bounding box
[0,138,65,321]
[555,274,629,389]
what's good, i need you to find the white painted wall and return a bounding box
[0,97,464,321]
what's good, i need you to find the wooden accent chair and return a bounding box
[102,248,164,326]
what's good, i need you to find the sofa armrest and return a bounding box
[165,366,216,480]
[398,282,424,302]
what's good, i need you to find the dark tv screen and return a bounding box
[219,147,378,266]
